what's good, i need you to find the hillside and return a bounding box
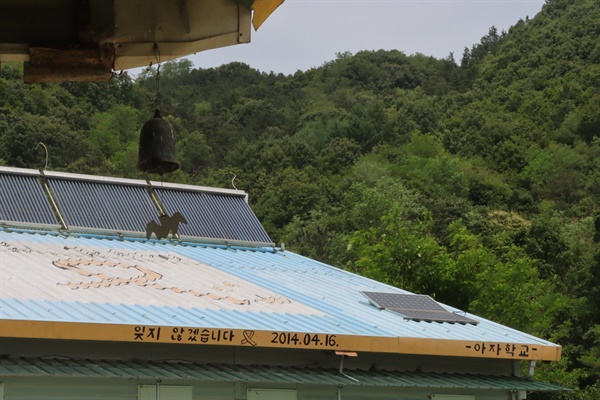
[1,0,599,397]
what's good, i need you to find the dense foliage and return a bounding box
[1,0,598,396]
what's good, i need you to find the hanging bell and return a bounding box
[137,108,181,174]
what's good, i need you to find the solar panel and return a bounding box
[0,170,59,227]
[389,309,478,324]
[2,168,273,246]
[361,292,478,325]
[46,176,159,233]
[154,186,273,245]
[362,292,443,310]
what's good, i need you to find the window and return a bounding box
[138,385,192,400]
[246,388,297,400]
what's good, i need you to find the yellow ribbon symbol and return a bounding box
[241,330,257,346]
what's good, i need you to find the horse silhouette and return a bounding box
[146,212,187,240]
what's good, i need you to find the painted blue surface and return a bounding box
[0,229,557,347]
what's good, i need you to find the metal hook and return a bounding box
[230,172,238,190]
[35,142,49,170]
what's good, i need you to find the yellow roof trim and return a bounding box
[251,0,285,30]
[0,319,561,361]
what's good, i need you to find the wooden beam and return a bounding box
[0,319,563,361]
[24,65,112,83]
[24,44,114,83]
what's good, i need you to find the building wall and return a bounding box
[0,338,517,400]
[1,377,512,400]
[1,338,515,375]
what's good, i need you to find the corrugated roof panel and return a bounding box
[0,357,568,391]
[0,172,58,226]
[154,187,272,244]
[0,230,560,349]
[46,177,158,233]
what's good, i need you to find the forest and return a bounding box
[0,0,599,397]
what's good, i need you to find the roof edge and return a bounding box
[1,166,248,198]
[148,179,247,198]
[0,226,277,251]
[0,320,562,362]
[0,165,41,176]
[43,170,149,187]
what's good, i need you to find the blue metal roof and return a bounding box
[0,228,559,354]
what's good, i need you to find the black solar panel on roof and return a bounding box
[362,292,444,311]
[155,188,272,244]
[389,309,478,324]
[361,291,478,325]
[0,173,58,226]
[47,178,159,233]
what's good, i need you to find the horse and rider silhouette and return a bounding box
[146,212,187,240]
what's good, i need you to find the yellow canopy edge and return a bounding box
[252,0,285,30]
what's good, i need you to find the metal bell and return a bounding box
[137,108,181,174]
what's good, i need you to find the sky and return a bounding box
[184,0,545,75]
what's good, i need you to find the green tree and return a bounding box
[89,104,140,158]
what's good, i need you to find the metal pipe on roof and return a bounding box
[528,361,536,378]
[39,173,68,231]
[338,355,359,384]
[520,361,537,400]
